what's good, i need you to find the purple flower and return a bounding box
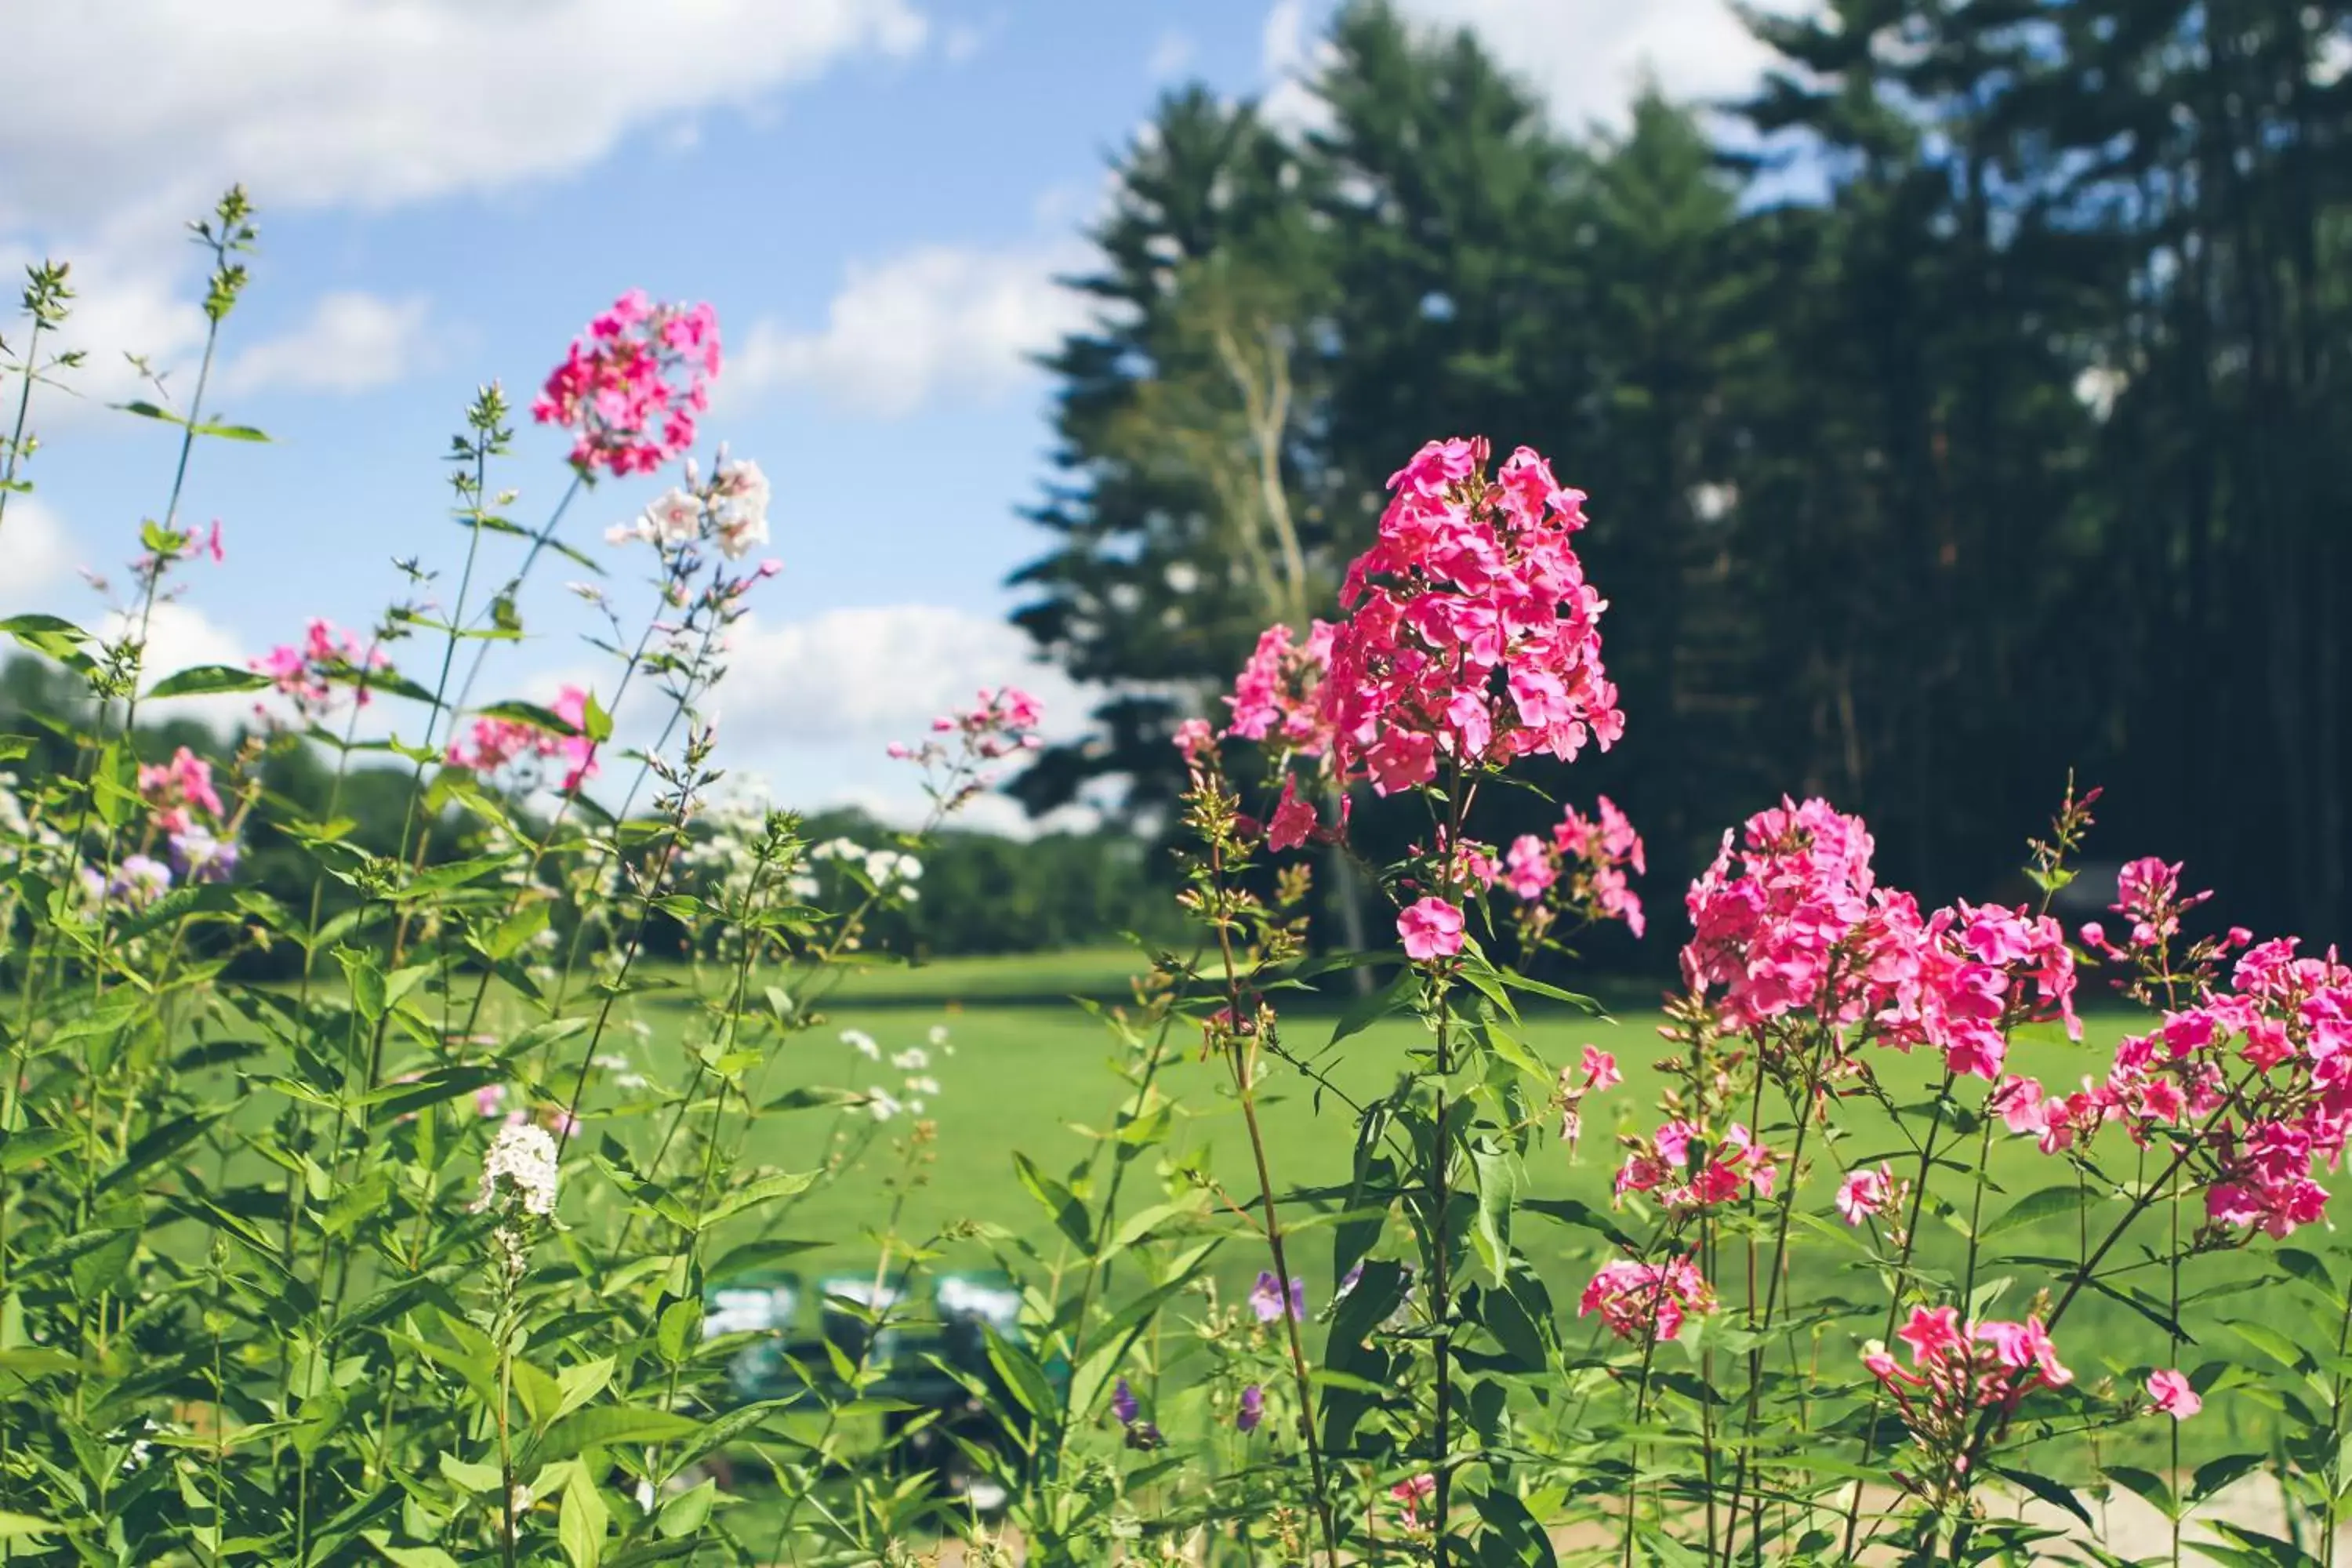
[1111,1377,1138,1426]
[112,855,172,906]
[1250,1270,1305,1323]
[1237,1383,1264,1434]
[168,826,239,884]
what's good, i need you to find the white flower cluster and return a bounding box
[474,1123,560,1217]
[856,1025,950,1120]
[603,454,770,562]
[682,782,780,905]
[796,837,922,904]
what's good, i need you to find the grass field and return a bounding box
[541,947,2331,1472]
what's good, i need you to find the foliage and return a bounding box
[1014,0,2352,948]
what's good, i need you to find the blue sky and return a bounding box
[0,0,1788,830]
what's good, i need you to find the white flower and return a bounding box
[509,1483,535,1518]
[866,1087,903,1122]
[644,487,702,547]
[904,1075,940,1097]
[927,1025,950,1048]
[711,457,771,561]
[592,1053,630,1071]
[891,1047,929,1072]
[842,1029,880,1062]
[786,873,820,902]
[474,1123,560,1217]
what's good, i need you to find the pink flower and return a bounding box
[1579,1255,1715,1343]
[1174,718,1217,768]
[2147,1369,2201,1421]
[1502,834,1555,900]
[1266,777,1318,851]
[1581,1044,1620,1093]
[1306,439,1619,796]
[1836,1163,1894,1225]
[137,746,223,835]
[1398,897,1465,961]
[1897,1306,1964,1363]
[1388,1472,1437,1530]
[533,291,722,475]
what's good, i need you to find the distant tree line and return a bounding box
[0,654,1176,966]
[1011,0,2352,953]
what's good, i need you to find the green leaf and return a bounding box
[1993,1465,2095,1532]
[147,663,271,699]
[1011,1152,1092,1252]
[192,419,270,442]
[474,699,581,738]
[437,1453,503,1494]
[655,1479,716,1538]
[1330,964,1416,1047]
[559,1474,608,1568]
[0,1127,76,1172]
[533,1406,699,1465]
[1980,1183,2089,1242]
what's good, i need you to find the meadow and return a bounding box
[590,947,2314,1476]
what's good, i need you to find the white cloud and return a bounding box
[223,291,436,396]
[1259,0,1332,134]
[0,2,927,420]
[1392,0,1808,132]
[729,241,1090,418]
[1149,29,1198,80]
[0,1,927,237]
[103,600,255,729]
[0,497,80,608]
[711,603,1085,747]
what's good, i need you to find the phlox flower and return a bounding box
[2147,1369,2201,1421]
[533,290,720,475]
[1579,1255,1714,1343]
[1236,1383,1264,1433]
[1836,1163,1896,1225]
[1397,897,1465,961]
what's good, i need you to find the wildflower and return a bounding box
[866,1087,903,1122]
[1265,776,1319,851]
[250,619,386,724]
[2147,1369,2201,1421]
[111,855,172,906]
[1249,1270,1305,1323]
[1236,1384,1264,1433]
[1110,1377,1161,1449]
[1388,1473,1437,1530]
[474,1084,507,1119]
[1578,1255,1714,1343]
[1836,1163,1896,1225]
[1581,1045,1620,1094]
[1397,897,1465,961]
[136,746,222,834]
[533,290,720,476]
[842,1029,880,1061]
[710,456,771,560]
[1318,439,1621,793]
[474,1123,559,1218]
[166,826,239,884]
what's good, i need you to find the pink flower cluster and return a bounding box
[1579,1254,1715,1343]
[1504,796,1646,935]
[533,289,720,476]
[1864,1307,2071,1490]
[888,688,1045,814]
[1555,1044,1619,1145]
[1319,438,1621,794]
[1681,798,2079,1081]
[138,746,222,836]
[2000,869,2352,1237]
[445,685,598,793]
[1835,1162,1904,1227]
[251,619,385,725]
[1225,621,1337,756]
[1613,1120,1776,1210]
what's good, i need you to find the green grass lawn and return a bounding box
[538,947,2335,1473]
